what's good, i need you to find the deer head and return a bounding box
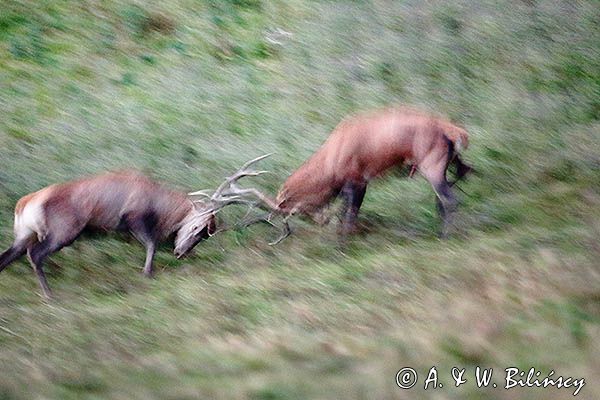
[173,208,216,259]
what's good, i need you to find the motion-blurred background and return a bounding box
[0,0,599,399]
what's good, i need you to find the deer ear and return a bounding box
[207,214,217,235]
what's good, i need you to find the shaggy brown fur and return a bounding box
[275,106,471,235]
[1,171,215,298]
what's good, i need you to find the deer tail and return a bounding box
[443,124,469,153]
[440,123,473,185]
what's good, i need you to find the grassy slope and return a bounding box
[0,0,599,399]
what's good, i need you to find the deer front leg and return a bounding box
[339,181,367,236]
[142,242,156,277]
[125,213,159,277]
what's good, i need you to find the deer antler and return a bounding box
[189,154,281,213]
[238,212,292,245]
[188,154,291,244]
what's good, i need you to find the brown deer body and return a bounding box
[274,106,472,236]
[0,171,218,298]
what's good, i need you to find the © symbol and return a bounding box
[396,368,418,389]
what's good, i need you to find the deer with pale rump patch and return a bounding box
[0,156,269,298]
[244,106,473,241]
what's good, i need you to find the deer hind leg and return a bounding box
[420,157,457,239]
[0,218,42,274]
[434,180,457,239]
[339,181,367,235]
[0,241,29,274]
[27,239,55,299]
[26,218,86,298]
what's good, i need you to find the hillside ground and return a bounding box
[0,1,599,399]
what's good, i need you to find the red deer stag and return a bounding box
[0,156,269,298]
[246,107,473,241]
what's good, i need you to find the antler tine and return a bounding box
[188,189,212,197]
[222,187,280,210]
[210,154,273,201]
[269,219,291,245]
[238,153,273,171]
[224,153,273,184]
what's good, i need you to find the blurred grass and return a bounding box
[0,0,599,399]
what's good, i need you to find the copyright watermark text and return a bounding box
[395,366,585,396]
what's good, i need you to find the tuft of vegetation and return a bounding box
[0,0,599,399]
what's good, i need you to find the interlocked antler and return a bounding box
[189,154,279,212]
[188,154,290,244]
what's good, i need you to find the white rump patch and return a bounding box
[14,200,46,243]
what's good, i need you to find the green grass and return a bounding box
[1,0,599,399]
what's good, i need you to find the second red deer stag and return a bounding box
[251,106,473,241]
[0,156,268,298]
